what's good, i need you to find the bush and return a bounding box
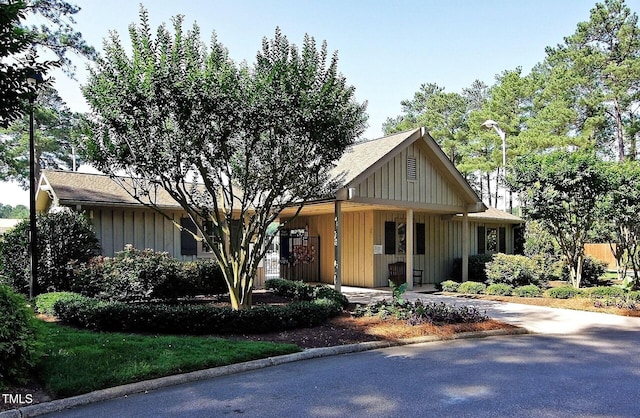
[560,256,607,287]
[34,292,82,315]
[457,281,486,295]
[73,247,228,302]
[627,291,640,302]
[354,299,488,325]
[0,210,100,296]
[265,278,349,308]
[453,254,494,282]
[439,280,460,292]
[485,283,513,296]
[514,285,542,298]
[0,285,41,387]
[52,293,343,335]
[586,286,626,299]
[546,286,583,299]
[485,253,547,287]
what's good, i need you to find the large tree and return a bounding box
[543,0,640,160]
[82,9,367,310]
[597,160,640,285]
[383,83,469,164]
[0,86,86,185]
[0,0,96,127]
[507,150,610,288]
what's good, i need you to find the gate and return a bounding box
[279,230,320,282]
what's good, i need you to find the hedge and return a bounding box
[52,292,344,335]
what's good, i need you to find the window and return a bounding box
[384,221,426,255]
[477,225,507,254]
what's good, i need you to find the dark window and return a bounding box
[499,227,506,253]
[416,223,425,255]
[477,226,485,254]
[384,221,396,254]
[181,217,197,256]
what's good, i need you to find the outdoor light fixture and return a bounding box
[481,119,511,213]
[27,72,43,299]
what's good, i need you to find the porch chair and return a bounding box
[388,261,423,287]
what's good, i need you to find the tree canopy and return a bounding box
[0,0,96,128]
[82,8,367,310]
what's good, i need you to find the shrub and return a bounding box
[34,292,82,315]
[627,291,640,302]
[73,247,228,302]
[0,285,41,387]
[514,285,542,298]
[485,283,513,296]
[453,254,494,282]
[0,210,100,295]
[457,281,486,295]
[485,253,547,287]
[439,280,460,292]
[586,286,626,299]
[546,286,583,299]
[265,278,349,308]
[52,293,343,335]
[354,299,488,325]
[560,256,607,287]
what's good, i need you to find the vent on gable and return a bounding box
[407,156,417,181]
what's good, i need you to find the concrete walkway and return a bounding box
[341,285,640,334]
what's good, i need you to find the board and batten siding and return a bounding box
[372,211,465,286]
[355,141,465,208]
[87,206,197,261]
[283,211,374,287]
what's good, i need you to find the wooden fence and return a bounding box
[584,243,617,270]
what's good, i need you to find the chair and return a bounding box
[388,262,423,286]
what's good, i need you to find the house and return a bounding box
[36,128,522,289]
[277,128,523,289]
[36,170,214,260]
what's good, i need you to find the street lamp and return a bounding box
[481,119,511,213]
[27,72,43,299]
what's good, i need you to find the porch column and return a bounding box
[462,211,469,282]
[334,200,342,293]
[406,208,414,290]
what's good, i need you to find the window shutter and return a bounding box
[499,227,506,253]
[477,226,485,254]
[181,217,198,256]
[416,223,425,255]
[384,221,396,254]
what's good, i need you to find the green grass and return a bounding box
[36,322,301,398]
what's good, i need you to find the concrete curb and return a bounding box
[0,327,528,417]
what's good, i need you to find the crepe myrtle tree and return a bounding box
[82,9,367,310]
[506,150,610,288]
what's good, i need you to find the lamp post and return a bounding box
[27,73,42,299]
[481,119,511,213]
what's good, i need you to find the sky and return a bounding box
[4,0,640,206]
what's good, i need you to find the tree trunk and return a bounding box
[614,99,625,161]
[486,173,492,207]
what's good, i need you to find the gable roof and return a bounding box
[331,128,485,210]
[38,170,182,210]
[330,129,421,186]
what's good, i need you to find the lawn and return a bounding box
[35,321,300,399]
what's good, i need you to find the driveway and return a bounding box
[16,289,640,417]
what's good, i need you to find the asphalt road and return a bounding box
[41,328,640,418]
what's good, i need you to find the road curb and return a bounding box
[0,327,527,417]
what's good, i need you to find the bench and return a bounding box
[388,261,423,286]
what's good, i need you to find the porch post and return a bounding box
[406,208,414,290]
[334,200,342,293]
[462,211,469,282]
